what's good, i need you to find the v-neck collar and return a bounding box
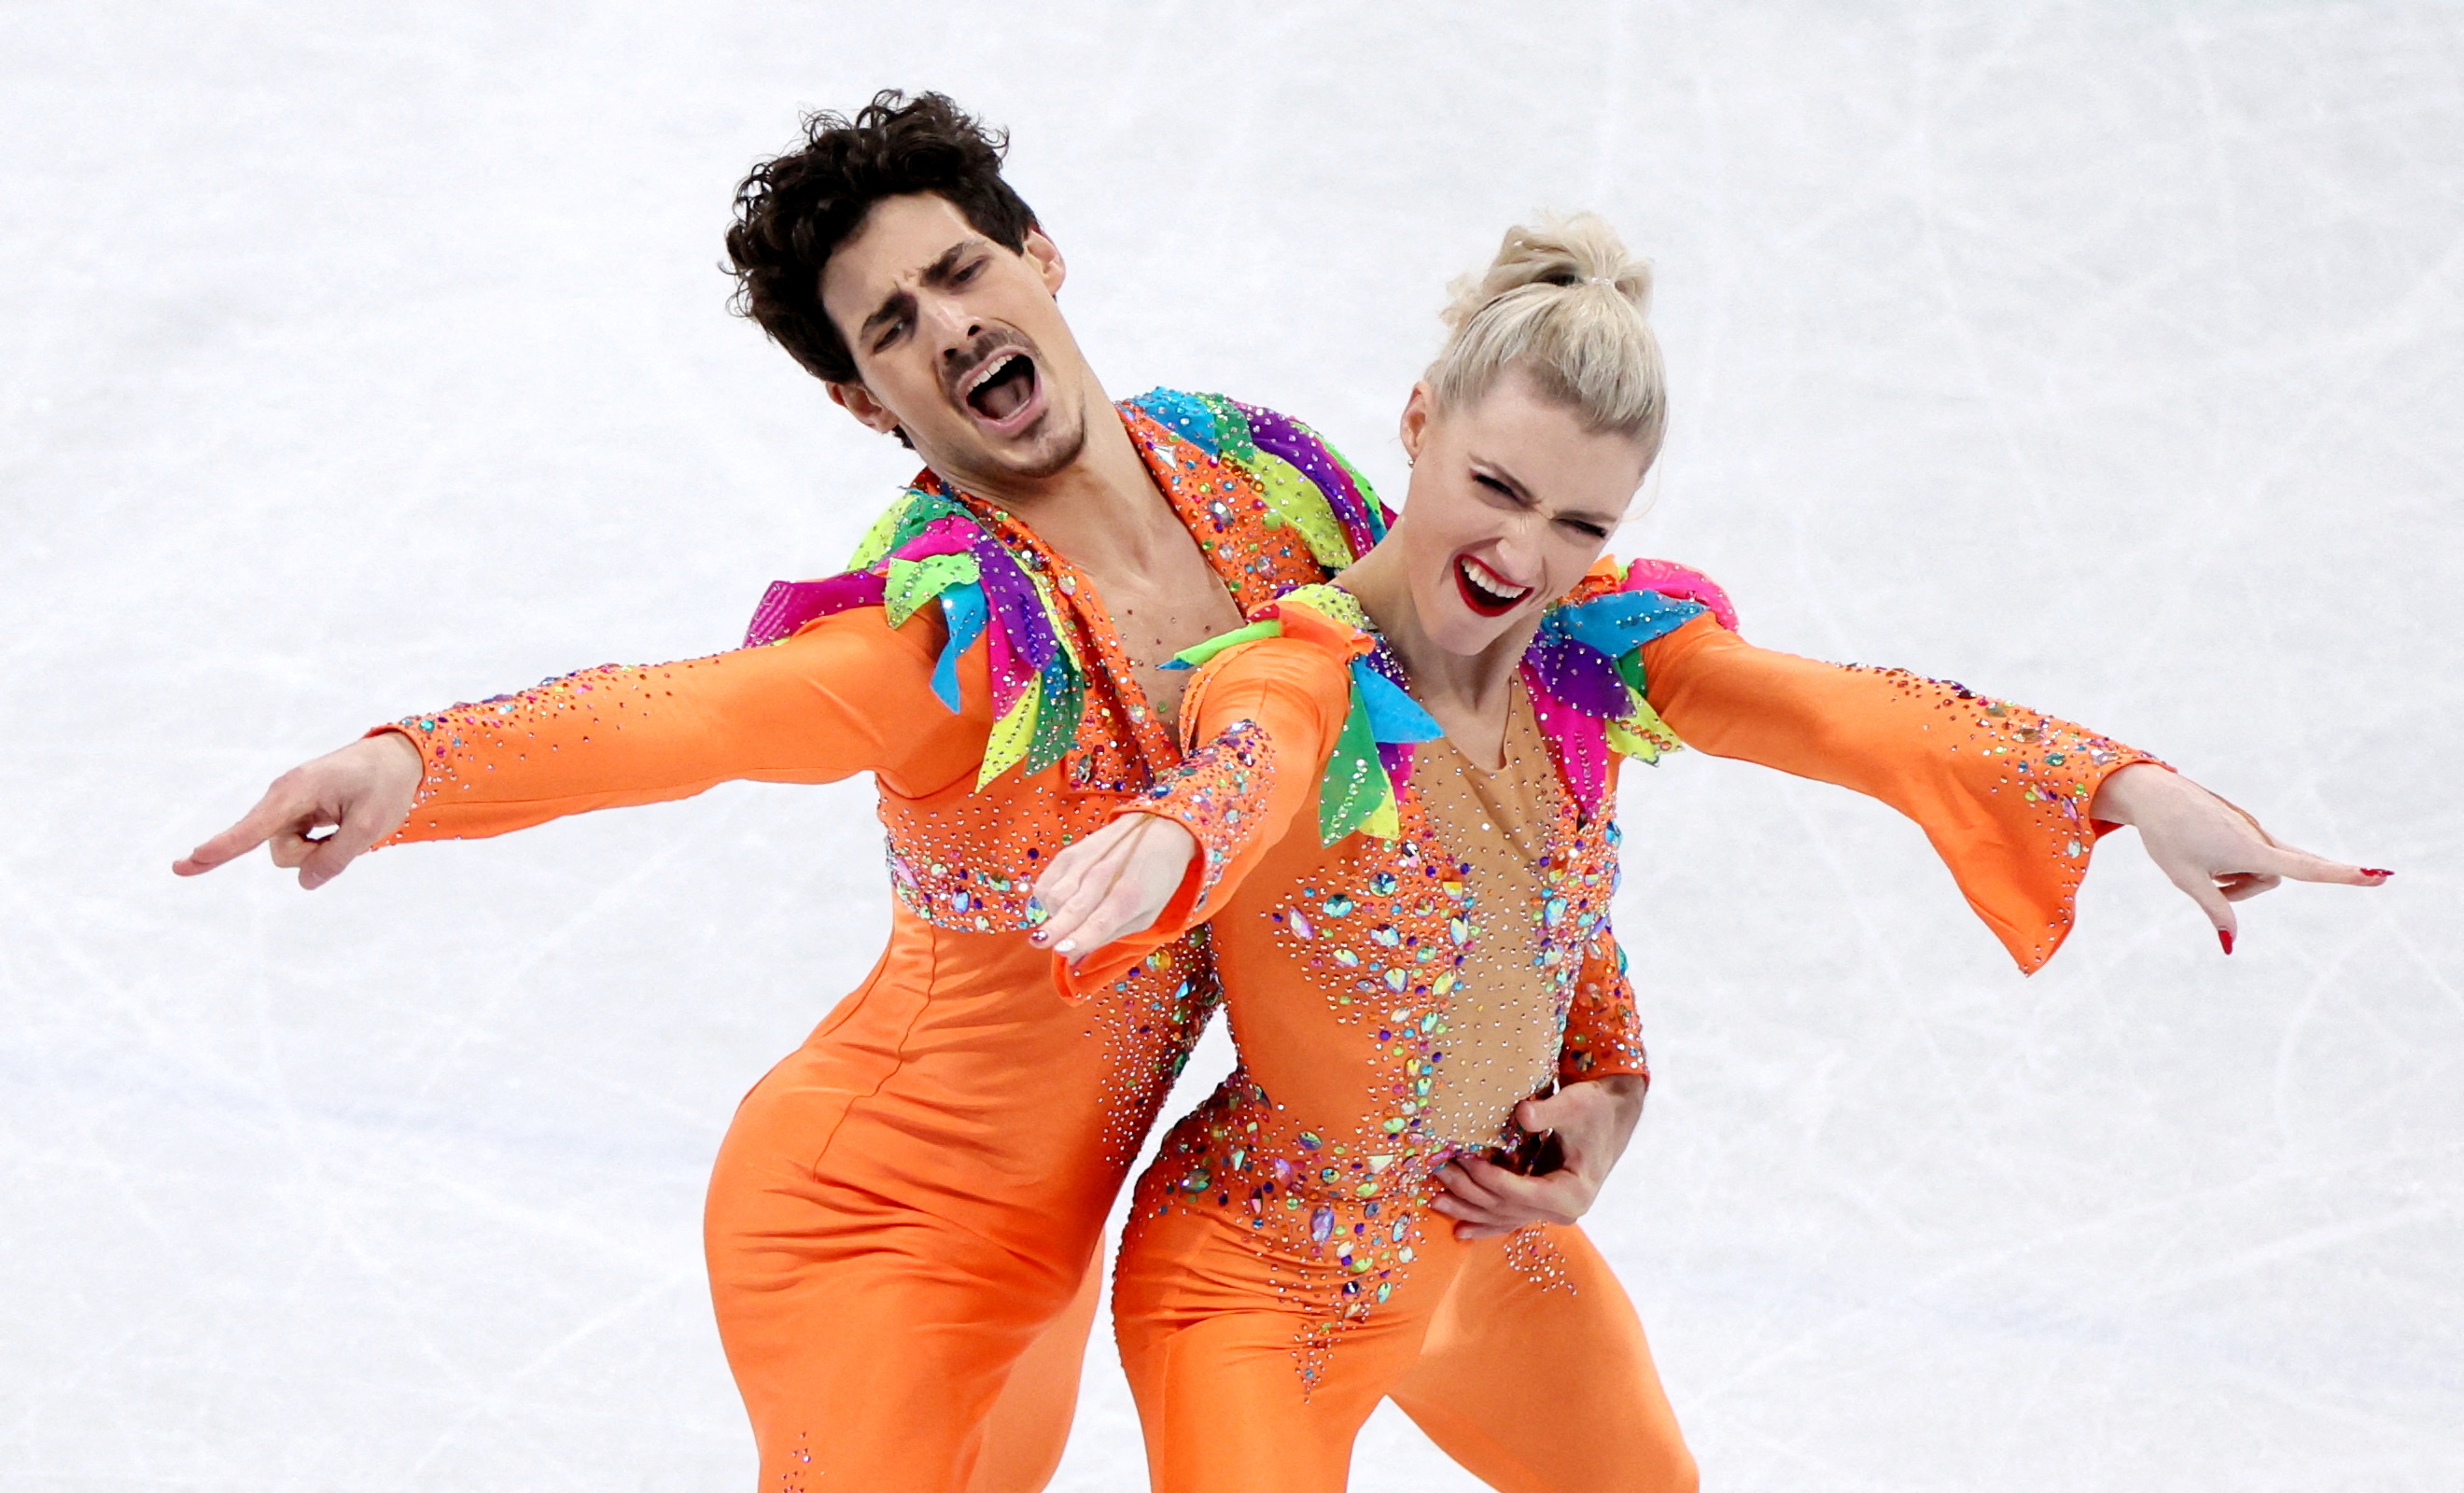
[919,400,1312,781]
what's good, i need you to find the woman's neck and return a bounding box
[1336,545,1542,766]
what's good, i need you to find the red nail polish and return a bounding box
[2361,869,2393,878]
[2218,928,2234,956]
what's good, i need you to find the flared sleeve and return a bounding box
[1639,613,2159,972]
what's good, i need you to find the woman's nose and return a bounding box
[1492,521,1546,581]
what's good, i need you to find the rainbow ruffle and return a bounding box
[742,391,1381,792]
[1169,560,1738,841]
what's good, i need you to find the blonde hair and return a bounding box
[1426,213,1667,467]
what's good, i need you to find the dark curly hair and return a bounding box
[725,91,1039,385]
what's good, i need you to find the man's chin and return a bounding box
[971,403,1089,483]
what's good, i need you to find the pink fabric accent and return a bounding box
[1523,665,1612,818]
[890,514,977,562]
[1623,557,1740,632]
[742,570,889,648]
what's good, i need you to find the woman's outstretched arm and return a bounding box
[1641,613,2387,965]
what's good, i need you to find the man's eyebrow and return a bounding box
[858,238,988,341]
[860,286,916,341]
[918,237,987,288]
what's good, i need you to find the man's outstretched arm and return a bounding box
[175,607,972,890]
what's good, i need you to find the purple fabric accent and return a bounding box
[1378,740,1416,791]
[892,513,976,562]
[986,609,1028,719]
[743,570,888,648]
[1234,401,1378,558]
[1529,635,1631,719]
[969,537,1057,673]
[1524,662,1611,817]
[1622,557,1741,632]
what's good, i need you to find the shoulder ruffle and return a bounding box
[742,487,1085,790]
[1523,558,1739,817]
[732,392,1407,798]
[1168,583,1438,845]
[1127,389,1393,569]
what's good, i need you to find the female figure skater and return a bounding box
[1027,215,2387,1492]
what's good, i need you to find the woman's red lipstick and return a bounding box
[1453,555,1531,618]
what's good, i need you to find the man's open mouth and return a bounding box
[961,349,1041,425]
[1453,555,1533,618]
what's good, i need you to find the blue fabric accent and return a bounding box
[1130,388,1222,455]
[931,581,989,710]
[1550,589,1705,659]
[1351,657,1444,744]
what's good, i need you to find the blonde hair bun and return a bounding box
[1427,212,1667,464]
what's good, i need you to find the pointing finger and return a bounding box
[2263,843,2391,887]
[171,789,303,877]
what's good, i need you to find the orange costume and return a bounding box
[369,390,1590,1491]
[1059,569,2153,1493]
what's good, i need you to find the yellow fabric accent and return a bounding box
[1253,451,1355,569]
[979,686,1040,788]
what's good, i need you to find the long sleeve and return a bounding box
[1054,635,1352,997]
[1640,613,2158,972]
[379,607,986,845]
[1560,926,1650,1085]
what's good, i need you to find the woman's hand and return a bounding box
[1027,815,1200,966]
[172,732,426,890]
[2091,762,2390,953]
[1431,1075,1647,1240]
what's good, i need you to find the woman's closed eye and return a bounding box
[1473,472,1524,507]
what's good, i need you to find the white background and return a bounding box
[4,3,2457,1488]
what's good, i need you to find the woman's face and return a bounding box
[1392,370,1651,655]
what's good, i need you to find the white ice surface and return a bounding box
[4,3,2459,1489]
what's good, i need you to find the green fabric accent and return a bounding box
[1603,718,1663,765]
[846,502,909,571]
[1251,452,1355,569]
[1023,665,1084,775]
[1614,649,1647,697]
[883,551,980,627]
[1171,618,1283,669]
[1317,684,1388,844]
[1325,442,1389,541]
[1277,583,1369,632]
[847,488,957,570]
[1196,392,1259,462]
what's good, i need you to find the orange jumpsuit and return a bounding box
[1061,568,2154,1493]
[368,390,1633,1491]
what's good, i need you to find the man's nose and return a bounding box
[923,294,982,356]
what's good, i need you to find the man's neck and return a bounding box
[928,377,1188,580]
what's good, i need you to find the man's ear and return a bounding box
[1021,224,1066,296]
[828,380,903,438]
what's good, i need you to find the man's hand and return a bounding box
[2090,762,2390,954]
[173,732,426,889]
[1432,1073,1648,1241]
[1026,814,1199,966]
